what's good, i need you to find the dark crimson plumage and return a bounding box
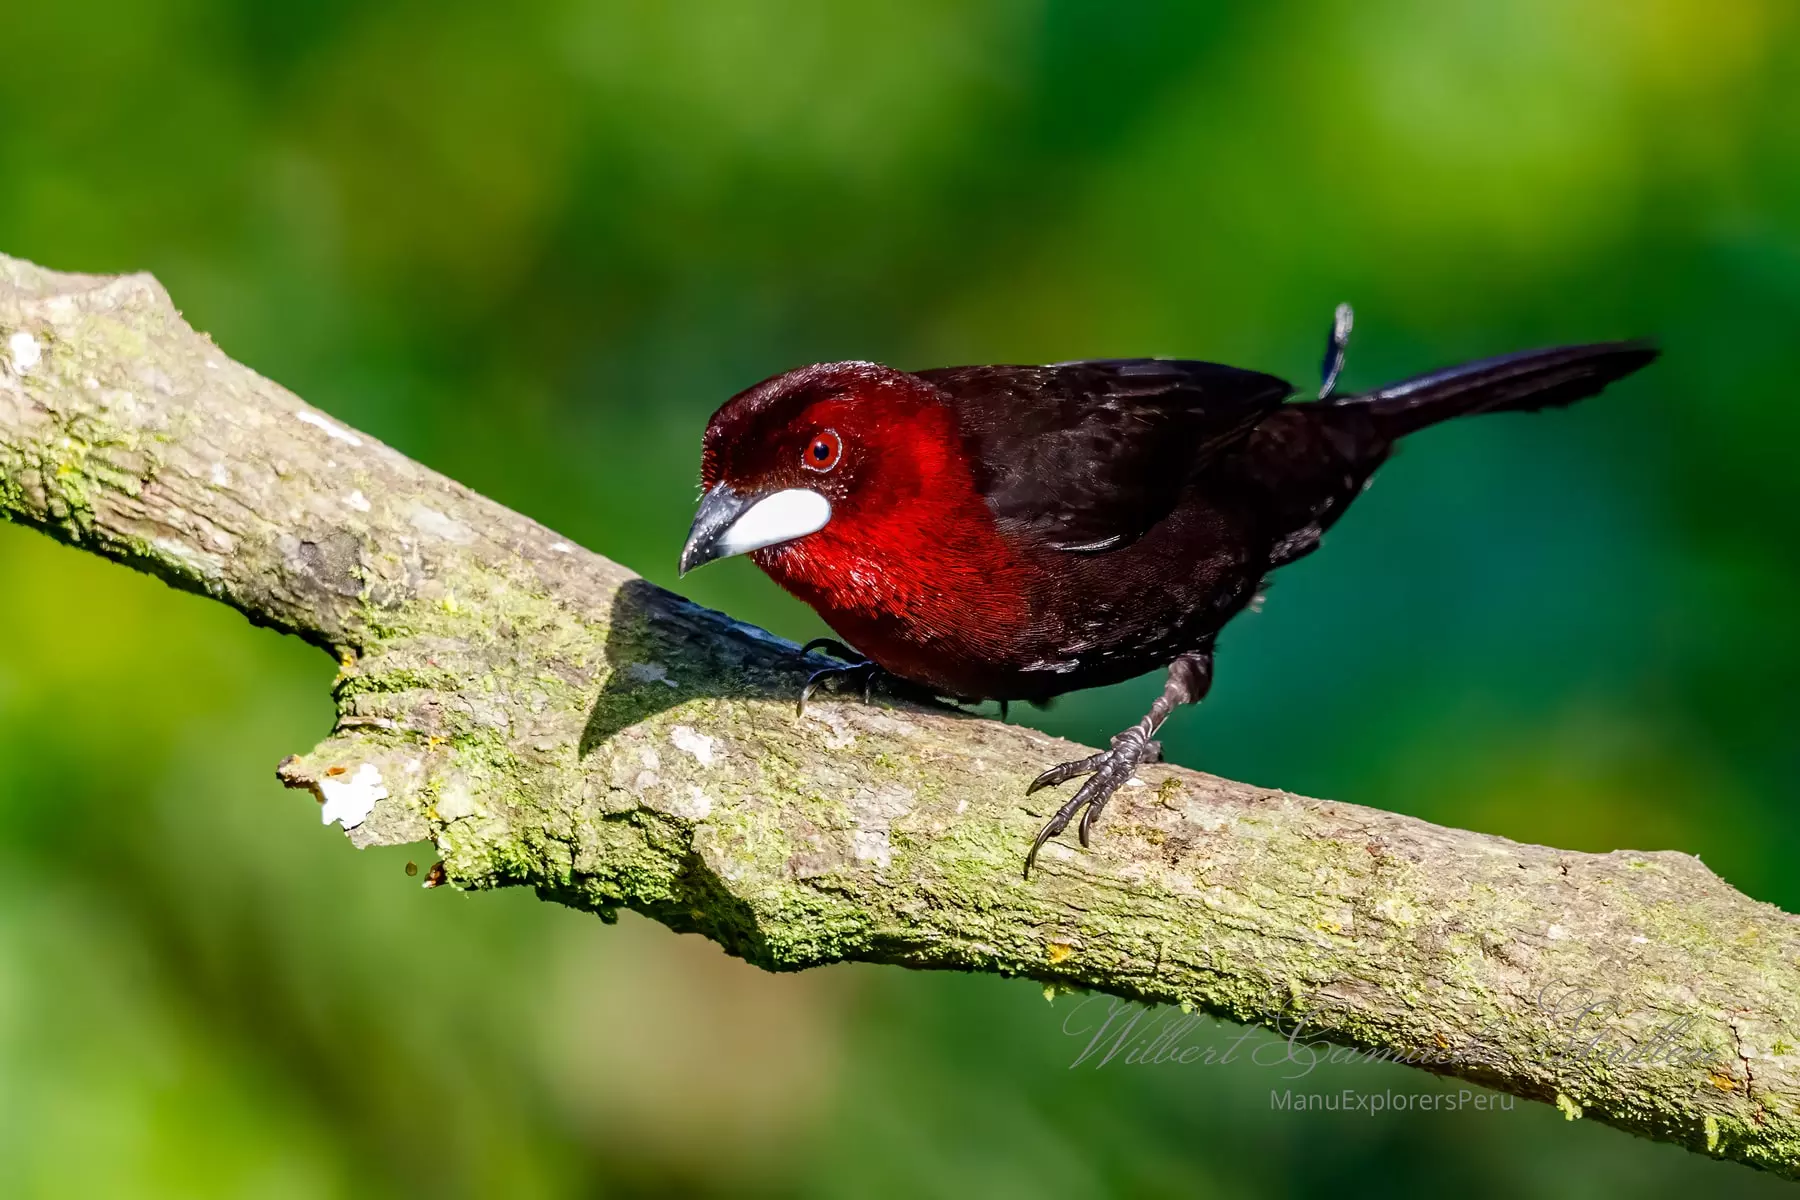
[681,316,1657,873]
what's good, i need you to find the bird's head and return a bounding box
[679,361,968,580]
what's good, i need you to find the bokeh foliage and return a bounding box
[2,1,1798,1195]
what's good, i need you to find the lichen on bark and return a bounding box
[3,251,1799,1175]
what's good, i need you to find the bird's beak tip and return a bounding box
[679,480,826,577]
[680,483,741,578]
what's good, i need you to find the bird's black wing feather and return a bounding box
[917,359,1293,550]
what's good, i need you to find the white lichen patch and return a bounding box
[669,725,717,766]
[409,505,474,544]
[844,782,913,870]
[1372,896,1418,926]
[294,410,364,446]
[1546,923,1570,941]
[345,490,371,513]
[7,331,41,374]
[549,542,574,554]
[851,782,917,822]
[210,462,232,488]
[1189,807,1230,833]
[626,662,679,689]
[436,781,476,822]
[151,537,223,577]
[852,827,892,868]
[318,763,388,830]
[670,786,713,821]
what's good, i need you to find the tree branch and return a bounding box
[3,252,1796,1174]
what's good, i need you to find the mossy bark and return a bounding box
[3,252,1798,1173]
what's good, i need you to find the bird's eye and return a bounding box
[803,429,843,473]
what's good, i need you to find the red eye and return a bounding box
[804,429,842,472]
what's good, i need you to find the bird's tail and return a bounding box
[1340,341,1658,439]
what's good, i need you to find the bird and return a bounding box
[678,306,1657,876]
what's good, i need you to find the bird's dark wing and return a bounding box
[917,359,1293,551]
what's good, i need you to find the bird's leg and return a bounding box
[797,637,886,715]
[1318,302,1355,400]
[1023,650,1214,877]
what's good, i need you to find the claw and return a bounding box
[1026,753,1106,796]
[1022,651,1209,879]
[796,638,882,715]
[798,669,829,715]
[1025,816,1063,877]
[1078,775,1113,845]
[1024,775,1105,877]
[796,660,885,716]
[1021,730,1161,878]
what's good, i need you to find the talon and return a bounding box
[1077,775,1116,846]
[795,659,886,716]
[1026,753,1105,796]
[1021,731,1161,876]
[798,669,833,716]
[1024,791,1086,879]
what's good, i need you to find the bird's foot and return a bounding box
[1023,728,1162,877]
[797,639,886,715]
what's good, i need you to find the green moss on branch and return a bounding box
[5,250,1800,1177]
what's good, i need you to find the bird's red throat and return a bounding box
[752,396,1030,692]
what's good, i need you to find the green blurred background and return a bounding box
[2,0,1798,1195]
